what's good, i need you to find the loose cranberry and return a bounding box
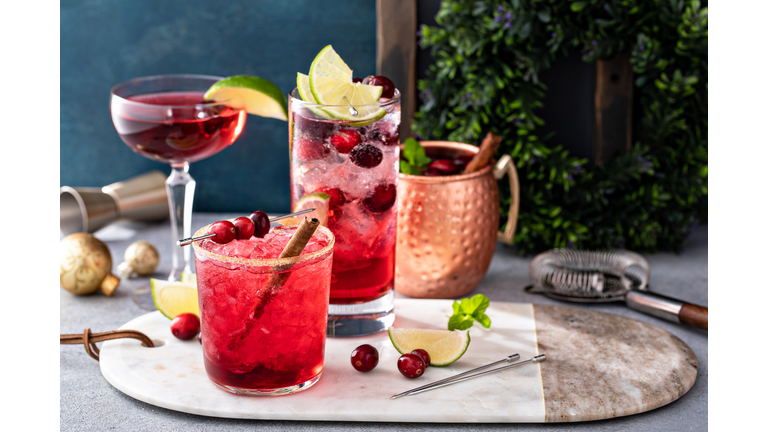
[294,138,330,162]
[208,220,236,244]
[397,353,426,378]
[352,77,363,83]
[363,183,397,213]
[350,144,383,168]
[170,313,200,340]
[422,168,444,177]
[330,129,362,154]
[350,344,379,372]
[248,210,271,238]
[363,75,396,98]
[453,154,473,169]
[429,159,459,175]
[372,129,400,147]
[411,349,431,368]
[313,187,346,209]
[232,217,255,240]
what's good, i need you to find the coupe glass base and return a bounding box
[131,286,157,311]
[213,373,321,396]
[327,290,395,337]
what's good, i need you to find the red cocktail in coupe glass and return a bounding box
[289,88,400,337]
[110,74,246,306]
[192,222,335,396]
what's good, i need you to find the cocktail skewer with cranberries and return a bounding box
[176,208,316,246]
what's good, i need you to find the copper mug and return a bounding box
[395,141,519,298]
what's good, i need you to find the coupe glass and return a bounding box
[110,74,246,307]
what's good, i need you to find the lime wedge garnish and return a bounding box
[307,45,386,125]
[205,75,288,121]
[388,327,471,367]
[292,192,330,226]
[151,279,199,320]
[297,73,317,103]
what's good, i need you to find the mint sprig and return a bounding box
[447,294,491,331]
[400,137,432,175]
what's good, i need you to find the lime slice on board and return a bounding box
[292,192,330,226]
[307,45,386,125]
[151,279,200,320]
[204,75,288,121]
[388,327,471,367]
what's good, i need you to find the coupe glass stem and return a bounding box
[166,163,195,281]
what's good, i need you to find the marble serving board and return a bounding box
[99,299,697,423]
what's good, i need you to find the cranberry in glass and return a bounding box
[397,353,426,378]
[170,313,200,340]
[350,344,379,372]
[372,129,399,147]
[352,77,363,83]
[330,129,361,154]
[411,349,431,368]
[294,138,330,162]
[292,111,333,141]
[422,168,444,177]
[313,187,347,209]
[232,216,255,240]
[350,144,383,168]
[363,75,396,98]
[249,210,271,238]
[208,220,236,244]
[363,183,396,213]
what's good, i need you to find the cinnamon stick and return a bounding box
[463,132,501,174]
[251,217,320,319]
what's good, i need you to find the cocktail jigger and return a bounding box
[60,170,169,235]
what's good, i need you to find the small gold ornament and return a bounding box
[117,240,160,278]
[60,233,120,296]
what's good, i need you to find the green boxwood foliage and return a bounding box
[414,0,708,254]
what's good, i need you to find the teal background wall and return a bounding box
[60,0,377,213]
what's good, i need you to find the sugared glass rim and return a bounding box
[288,87,401,109]
[191,221,335,268]
[110,74,237,108]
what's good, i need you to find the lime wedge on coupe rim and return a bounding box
[151,279,200,320]
[293,192,330,226]
[388,327,471,367]
[306,45,387,125]
[204,75,288,121]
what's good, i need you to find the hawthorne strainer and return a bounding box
[526,249,707,329]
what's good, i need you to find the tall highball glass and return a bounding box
[289,88,400,336]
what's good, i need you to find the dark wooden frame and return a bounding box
[376,1,634,160]
[376,0,417,139]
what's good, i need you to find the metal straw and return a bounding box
[390,354,521,400]
[390,354,547,399]
[176,208,316,246]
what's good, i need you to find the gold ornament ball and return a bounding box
[122,241,159,276]
[60,233,120,296]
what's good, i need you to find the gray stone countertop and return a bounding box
[60,214,708,431]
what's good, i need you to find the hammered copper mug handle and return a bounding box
[493,154,520,245]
